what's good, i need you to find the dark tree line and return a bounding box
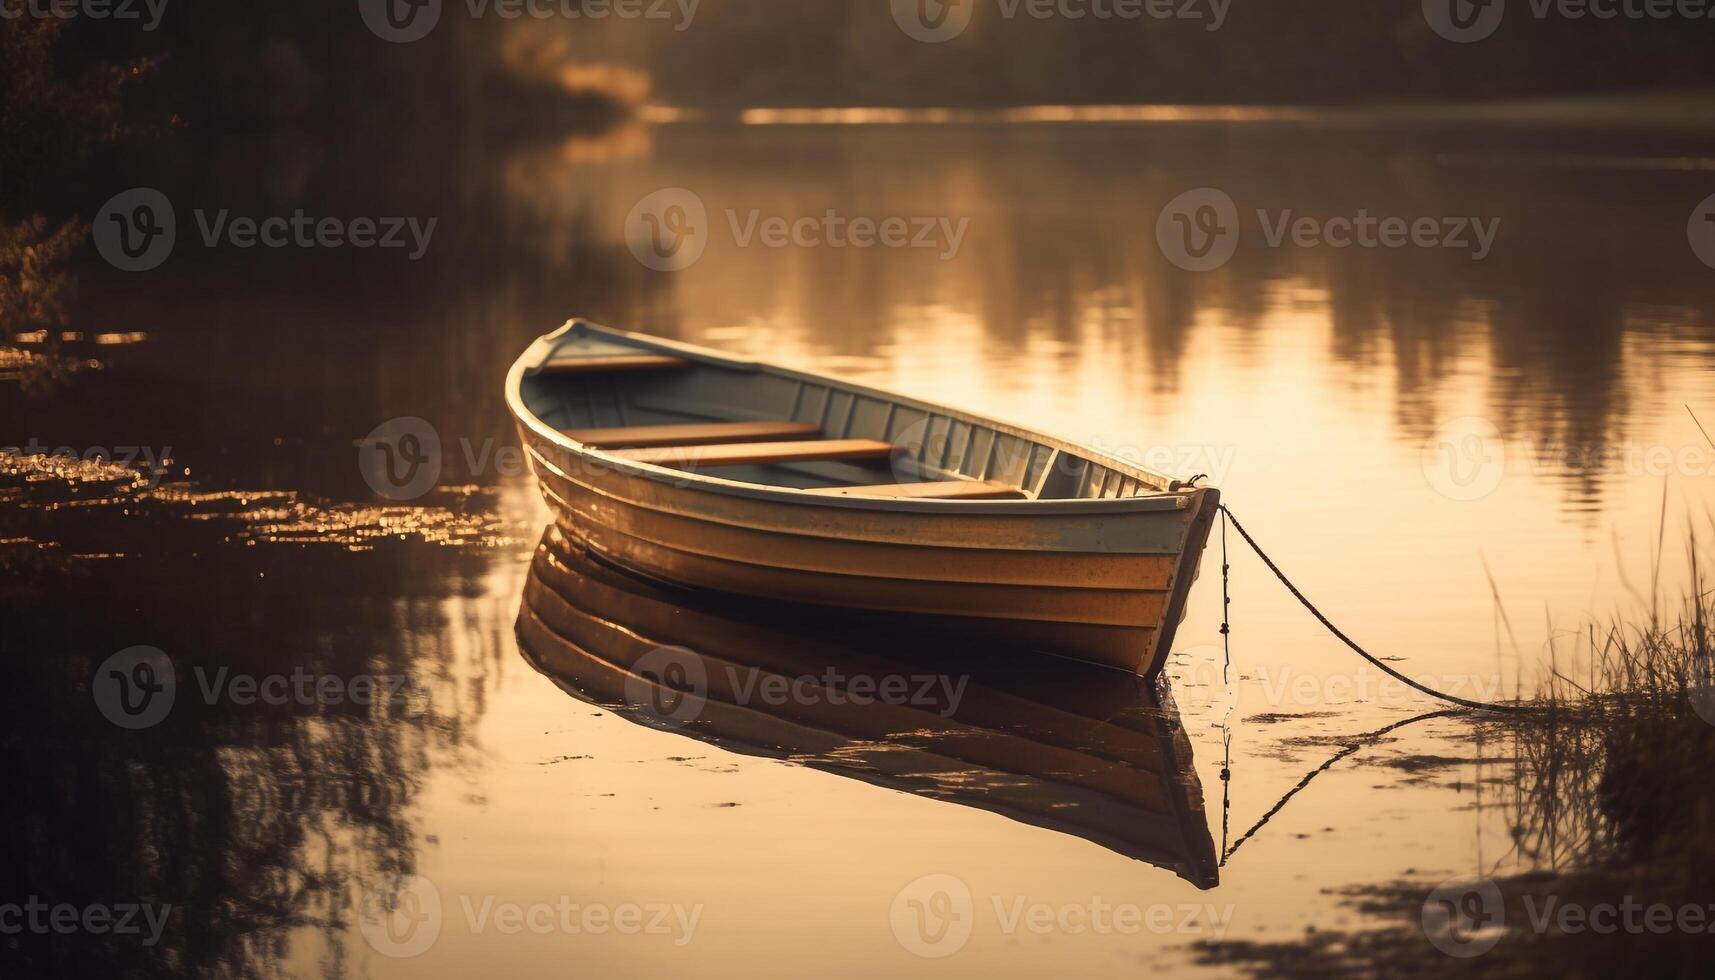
[645,0,1715,107]
[9,0,1712,147]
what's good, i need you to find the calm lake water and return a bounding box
[5,115,1715,977]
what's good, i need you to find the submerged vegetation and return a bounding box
[0,217,84,389]
[0,10,155,387]
[1200,533,1715,977]
[1484,544,1715,974]
[0,8,155,190]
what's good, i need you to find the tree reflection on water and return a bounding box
[0,533,519,977]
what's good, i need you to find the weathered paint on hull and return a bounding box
[518,426,1219,674]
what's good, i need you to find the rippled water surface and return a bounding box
[6,117,1715,977]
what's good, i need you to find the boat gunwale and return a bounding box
[506,319,1214,516]
[525,440,1195,553]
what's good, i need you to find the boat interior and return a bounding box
[518,328,1181,501]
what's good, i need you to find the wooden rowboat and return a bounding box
[506,319,1221,676]
[517,528,1220,887]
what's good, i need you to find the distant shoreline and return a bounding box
[638,91,1715,131]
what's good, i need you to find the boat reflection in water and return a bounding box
[516,528,1220,889]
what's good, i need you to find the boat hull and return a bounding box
[517,425,1219,674]
[507,319,1221,676]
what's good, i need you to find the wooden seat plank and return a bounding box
[568,421,823,450]
[539,354,690,375]
[803,480,1027,501]
[613,439,896,469]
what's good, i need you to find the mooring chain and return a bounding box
[1218,509,1234,858]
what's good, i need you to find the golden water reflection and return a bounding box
[517,527,1221,888]
[511,120,1715,700]
[9,114,1715,977]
